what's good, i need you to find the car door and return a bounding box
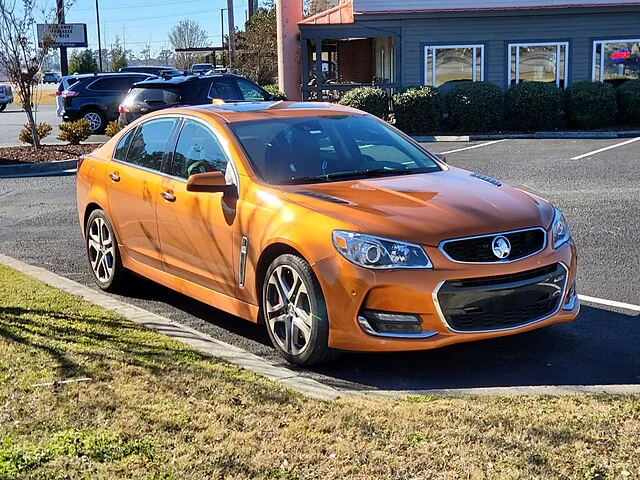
[207,77,242,102]
[107,117,178,271]
[235,77,269,101]
[156,117,237,295]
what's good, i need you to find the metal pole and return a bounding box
[95,0,103,71]
[220,8,225,49]
[56,0,68,76]
[226,0,235,66]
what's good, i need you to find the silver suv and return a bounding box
[0,84,13,112]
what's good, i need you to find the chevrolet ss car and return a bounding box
[77,102,579,366]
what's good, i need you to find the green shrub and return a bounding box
[58,119,92,145]
[392,86,442,134]
[565,81,617,129]
[18,122,52,145]
[506,82,564,132]
[263,84,286,101]
[616,79,640,125]
[338,87,389,119]
[445,81,504,133]
[105,120,121,138]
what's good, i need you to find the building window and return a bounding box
[509,42,568,88]
[593,39,640,83]
[424,45,484,87]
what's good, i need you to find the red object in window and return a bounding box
[611,50,631,61]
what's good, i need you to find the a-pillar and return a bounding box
[276,0,303,101]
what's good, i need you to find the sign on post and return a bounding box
[37,24,88,48]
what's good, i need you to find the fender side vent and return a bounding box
[471,173,502,187]
[296,191,350,205]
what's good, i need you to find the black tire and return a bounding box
[0,104,6,112]
[262,254,341,366]
[81,108,106,133]
[85,209,126,292]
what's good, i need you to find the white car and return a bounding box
[0,84,13,112]
[56,74,92,117]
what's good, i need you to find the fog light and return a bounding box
[357,311,439,339]
[563,280,578,310]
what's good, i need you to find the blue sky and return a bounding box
[47,0,255,57]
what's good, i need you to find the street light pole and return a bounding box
[226,0,235,67]
[56,0,68,75]
[95,0,103,71]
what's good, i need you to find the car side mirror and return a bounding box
[433,153,447,164]
[186,171,236,194]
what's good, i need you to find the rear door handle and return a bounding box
[109,172,120,182]
[160,191,176,202]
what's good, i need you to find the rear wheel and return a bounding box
[0,104,6,112]
[85,209,126,292]
[262,254,341,366]
[82,108,106,133]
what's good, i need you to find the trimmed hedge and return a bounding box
[565,81,617,129]
[263,84,286,101]
[58,119,92,145]
[392,86,442,134]
[445,81,504,133]
[616,79,640,125]
[338,87,389,119]
[564,80,617,130]
[19,122,52,145]
[506,82,564,132]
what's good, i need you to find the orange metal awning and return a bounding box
[298,0,354,25]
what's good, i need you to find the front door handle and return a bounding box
[160,191,176,202]
[109,172,120,182]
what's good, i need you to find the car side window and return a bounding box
[171,120,228,179]
[208,78,240,101]
[122,118,177,171]
[236,78,267,101]
[113,128,135,161]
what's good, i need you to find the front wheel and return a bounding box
[0,104,6,112]
[262,254,341,366]
[85,209,126,291]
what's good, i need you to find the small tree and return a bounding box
[0,0,60,149]
[69,48,99,74]
[235,7,278,85]
[109,36,129,72]
[168,20,208,70]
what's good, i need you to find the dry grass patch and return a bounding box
[0,264,639,479]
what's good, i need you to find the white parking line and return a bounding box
[578,294,640,313]
[570,137,640,160]
[441,139,507,155]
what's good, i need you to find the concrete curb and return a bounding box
[3,252,640,398]
[0,253,341,401]
[414,131,640,142]
[0,159,77,178]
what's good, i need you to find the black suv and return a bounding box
[119,65,182,76]
[118,73,272,128]
[61,72,156,132]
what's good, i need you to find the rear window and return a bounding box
[125,87,180,104]
[87,76,143,91]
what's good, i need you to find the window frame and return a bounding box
[508,41,569,88]
[592,38,640,82]
[207,77,242,101]
[423,44,485,87]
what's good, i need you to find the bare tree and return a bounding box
[0,0,60,149]
[168,20,209,70]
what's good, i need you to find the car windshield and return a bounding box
[228,114,442,185]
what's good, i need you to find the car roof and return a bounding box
[165,101,362,124]
[131,72,242,87]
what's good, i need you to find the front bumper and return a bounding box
[314,237,578,352]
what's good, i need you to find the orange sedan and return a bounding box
[77,102,579,366]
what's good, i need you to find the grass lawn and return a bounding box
[0,264,638,479]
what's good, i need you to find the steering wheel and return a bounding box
[187,160,211,177]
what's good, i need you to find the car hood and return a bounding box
[281,167,554,246]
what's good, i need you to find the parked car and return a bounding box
[56,74,95,117]
[190,63,213,74]
[0,84,13,112]
[77,102,579,366]
[61,72,156,133]
[119,65,182,76]
[118,73,271,128]
[43,71,61,84]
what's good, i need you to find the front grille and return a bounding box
[436,263,566,332]
[441,228,546,263]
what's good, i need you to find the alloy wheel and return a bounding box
[84,111,102,131]
[87,217,115,283]
[265,265,314,356]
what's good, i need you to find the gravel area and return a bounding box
[0,144,97,165]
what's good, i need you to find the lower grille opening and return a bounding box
[436,263,567,332]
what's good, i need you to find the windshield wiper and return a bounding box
[325,168,420,180]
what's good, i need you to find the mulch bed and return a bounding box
[0,144,98,165]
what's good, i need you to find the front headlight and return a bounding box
[551,207,571,249]
[332,231,433,269]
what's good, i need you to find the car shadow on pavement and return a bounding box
[305,305,640,391]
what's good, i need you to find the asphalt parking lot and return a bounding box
[0,137,638,392]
